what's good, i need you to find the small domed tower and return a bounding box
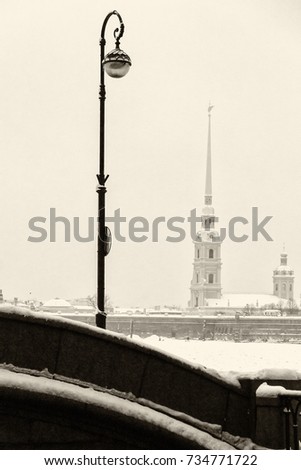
[273,249,294,301]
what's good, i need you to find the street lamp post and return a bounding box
[96,11,131,328]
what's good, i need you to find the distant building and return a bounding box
[190,106,222,308]
[42,298,75,313]
[189,107,297,314]
[70,298,96,314]
[273,250,294,301]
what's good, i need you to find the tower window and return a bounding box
[209,249,214,259]
[290,284,292,291]
[195,296,199,307]
[197,249,200,258]
[196,273,199,283]
[283,283,286,290]
[205,218,211,230]
[208,273,214,284]
[275,284,278,291]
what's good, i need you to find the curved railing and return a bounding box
[0,306,251,438]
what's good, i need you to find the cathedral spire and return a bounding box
[205,104,214,206]
[190,104,222,308]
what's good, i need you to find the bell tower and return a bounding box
[273,248,294,301]
[190,106,222,308]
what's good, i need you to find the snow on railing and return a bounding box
[256,383,301,450]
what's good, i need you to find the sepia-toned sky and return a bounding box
[0,0,301,306]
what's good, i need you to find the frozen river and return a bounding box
[136,336,301,376]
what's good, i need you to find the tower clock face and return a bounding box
[208,230,219,239]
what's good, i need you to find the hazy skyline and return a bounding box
[1,0,301,306]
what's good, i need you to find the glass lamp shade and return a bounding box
[102,48,131,78]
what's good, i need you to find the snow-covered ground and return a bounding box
[135,336,301,376]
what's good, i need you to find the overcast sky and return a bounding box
[0,0,301,306]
